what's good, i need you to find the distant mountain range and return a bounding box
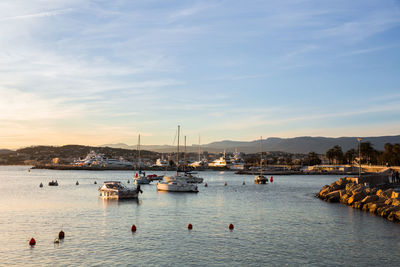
[102,135,400,154]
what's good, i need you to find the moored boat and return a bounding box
[156,125,200,193]
[98,181,142,199]
[133,134,151,185]
[255,175,268,184]
[164,172,203,184]
[147,174,164,181]
[156,180,198,192]
[134,173,151,185]
[49,180,58,186]
[254,136,268,185]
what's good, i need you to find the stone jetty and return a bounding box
[316,176,400,223]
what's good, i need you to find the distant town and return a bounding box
[1,141,400,175]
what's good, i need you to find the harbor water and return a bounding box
[1,166,400,266]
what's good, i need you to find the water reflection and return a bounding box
[99,198,140,208]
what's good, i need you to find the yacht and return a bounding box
[74,151,133,168]
[98,181,142,199]
[156,126,200,193]
[208,156,227,167]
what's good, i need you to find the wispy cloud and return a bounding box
[339,44,399,57]
[168,2,215,22]
[0,9,72,21]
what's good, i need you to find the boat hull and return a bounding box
[98,181,140,199]
[164,175,203,184]
[134,178,150,185]
[156,182,198,192]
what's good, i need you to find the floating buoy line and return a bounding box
[29,222,238,246]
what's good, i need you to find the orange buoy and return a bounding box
[131,224,137,232]
[29,237,36,246]
[228,224,234,230]
[58,230,65,239]
[187,223,193,230]
[270,176,273,183]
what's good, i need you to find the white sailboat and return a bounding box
[164,135,204,184]
[156,126,199,192]
[255,136,268,184]
[134,134,151,185]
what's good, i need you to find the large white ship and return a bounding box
[74,151,133,167]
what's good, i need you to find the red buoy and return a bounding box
[131,224,137,232]
[187,223,193,230]
[270,176,273,183]
[58,230,65,239]
[29,237,36,246]
[228,224,234,230]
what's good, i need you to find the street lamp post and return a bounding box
[357,137,363,179]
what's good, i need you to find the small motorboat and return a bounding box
[254,175,268,184]
[134,172,151,185]
[49,180,58,186]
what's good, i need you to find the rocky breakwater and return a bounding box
[317,177,400,223]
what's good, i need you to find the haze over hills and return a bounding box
[102,135,400,154]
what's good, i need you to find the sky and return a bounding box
[0,0,400,149]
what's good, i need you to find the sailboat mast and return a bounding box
[137,134,142,169]
[260,136,263,176]
[177,125,180,169]
[184,135,187,171]
[198,135,201,162]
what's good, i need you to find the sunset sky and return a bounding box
[1,0,400,149]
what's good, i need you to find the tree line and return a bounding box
[325,142,400,166]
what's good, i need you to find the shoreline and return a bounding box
[316,175,400,224]
[30,164,359,175]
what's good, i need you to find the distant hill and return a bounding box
[0,149,13,155]
[103,135,400,154]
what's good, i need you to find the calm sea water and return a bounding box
[1,166,400,266]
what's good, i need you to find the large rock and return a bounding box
[377,197,387,203]
[345,183,356,192]
[379,206,400,217]
[318,187,332,198]
[326,190,341,202]
[382,189,394,199]
[352,201,363,209]
[392,198,400,206]
[394,211,400,221]
[385,198,393,205]
[340,193,350,204]
[369,203,386,214]
[361,195,379,204]
[348,191,366,205]
[376,189,383,197]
